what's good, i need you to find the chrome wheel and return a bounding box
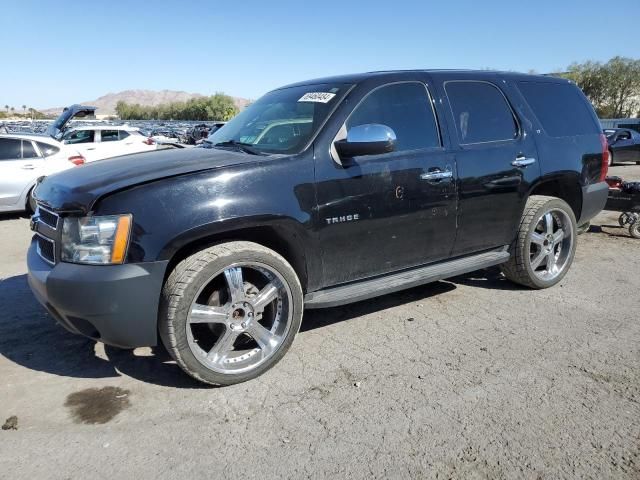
[186,262,293,375]
[528,209,574,281]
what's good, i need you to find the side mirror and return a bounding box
[335,124,396,159]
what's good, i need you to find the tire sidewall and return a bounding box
[160,243,303,386]
[521,199,577,289]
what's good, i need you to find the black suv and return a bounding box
[28,70,609,385]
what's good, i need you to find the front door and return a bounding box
[314,80,458,287]
[434,76,540,255]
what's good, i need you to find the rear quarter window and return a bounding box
[517,81,599,137]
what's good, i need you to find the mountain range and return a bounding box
[42,89,251,116]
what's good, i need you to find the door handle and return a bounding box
[512,156,536,168]
[420,170,453,181]
[21,164,36,170]
[86,147,96,151]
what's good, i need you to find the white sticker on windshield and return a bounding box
[298,92,336,103]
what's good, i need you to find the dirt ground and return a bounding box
[0,165,639,479]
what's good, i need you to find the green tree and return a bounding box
[115,93,239,121]
[3,105,8,113]
[560,56,640,118]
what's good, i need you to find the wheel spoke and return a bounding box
[207,328,239,362]
[531,250,546,269]
[544,213,554,235]
[252,282,279,313]
[247,322,277,354]
[546,251,557,272]
[552,228,564,244]
[530,232,546,246]
[224,267,245,303]
[189,304,228,324]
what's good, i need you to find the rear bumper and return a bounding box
[27,239,168,348]
[579,181,609,225]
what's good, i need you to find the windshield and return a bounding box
[207,83,350,155]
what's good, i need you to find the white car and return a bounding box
[60,125,157,162]
[0,134,84,213]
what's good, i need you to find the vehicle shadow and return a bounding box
[447,266,523,291]
[0,211,30,221]
[0,274,206,389]
[301,281,457,332]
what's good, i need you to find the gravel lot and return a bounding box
[1,165,639,479]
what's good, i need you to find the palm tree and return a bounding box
[22,104,26,116]
[10,107,15,116]
[3,105,7,114]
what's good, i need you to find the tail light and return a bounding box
[68,155,85,166]
[599,134,609,182]
[143,137,155,145]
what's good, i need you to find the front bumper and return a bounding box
[579,181,609,225]
[27,239,168,348]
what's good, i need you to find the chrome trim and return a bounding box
[511,156,536,167]
[36,205,60,230]
[421,170,453,181]
[35,233,56,266]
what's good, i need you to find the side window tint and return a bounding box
[65,130,95,144]
[517,81,599,137]
[347,82,440,152]
[36,142,60,157]
[0,138,22,160]
[445,81,517,143]
[101,130,119,142]
[119,130,130,140]
[22,140,39,159]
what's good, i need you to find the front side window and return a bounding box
[64,130,95,144]
[101,130,120,142]
[446,81,518,144]
[347,82,440,152]
[208,83,350,154]
[0,138,22,160]
[22,140,39,158]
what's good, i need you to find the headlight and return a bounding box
[61,214,132,265]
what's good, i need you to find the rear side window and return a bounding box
[347,82,440,152]
[101,130,120,142]
[119,130,131,140]
[65,130,95,144]
[445,81,518,144]
[22,140,39,159]
[36,142,60,157]
[518,81,599,137]
[0,138,22,160]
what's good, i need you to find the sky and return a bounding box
[1,0,639,109]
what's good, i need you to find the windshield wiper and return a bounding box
[212,140,266,156]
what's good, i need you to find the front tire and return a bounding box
[159,241,303,386]
[501,195,577,289]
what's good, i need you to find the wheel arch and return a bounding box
[527,174,583,222]
[160,220,314,293]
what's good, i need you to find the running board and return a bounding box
[304,246,510,309]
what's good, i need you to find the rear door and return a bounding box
[314,78,458,286]
[63,129,98,161]
[0,138,44,207]
[434,76,540,255]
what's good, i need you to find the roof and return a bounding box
[0,133,60,144]
[67,125,140,132]
[277,69,567,90]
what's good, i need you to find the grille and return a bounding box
[36,234,55,264]
[38,207,59,229]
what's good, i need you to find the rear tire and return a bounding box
[608,150,614,166]
[159,241,303,386]
[501,195,577,289]
[630,221,640,239]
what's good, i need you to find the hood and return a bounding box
[46,105,97,139]
[34,147,259,213]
